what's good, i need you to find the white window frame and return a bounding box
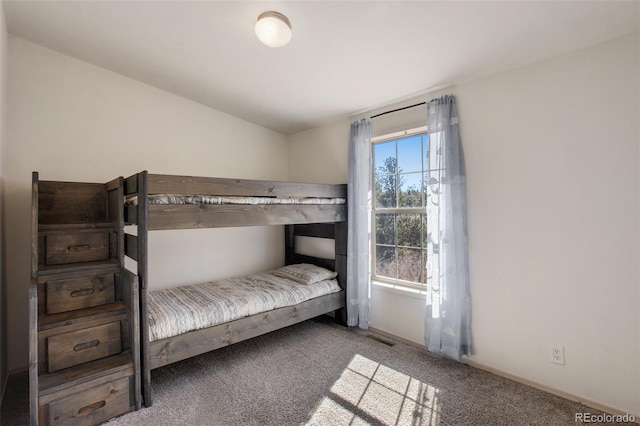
[371,126,428,291]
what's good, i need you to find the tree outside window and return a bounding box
[373,132,428,287]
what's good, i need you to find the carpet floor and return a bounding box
[2,318,619,425]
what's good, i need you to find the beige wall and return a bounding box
[289,34,640,416]
[289,117,351,185]
[0,2,7,401]
[459,33,638,416]
[5,37,290,372]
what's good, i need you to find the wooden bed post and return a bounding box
[284,225,295,265]
[136,171,152,407]
[29,172,39,425]
[108,176,142,411]
[334,219,348,326]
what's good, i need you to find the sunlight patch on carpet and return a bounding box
[306,354,440,425]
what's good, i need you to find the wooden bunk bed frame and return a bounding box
[123,171,348,406]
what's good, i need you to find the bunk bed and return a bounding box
[123,171,348,406]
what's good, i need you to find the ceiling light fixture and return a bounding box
[255,11,292,48]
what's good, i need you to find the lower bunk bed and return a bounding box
[146,262,345,370]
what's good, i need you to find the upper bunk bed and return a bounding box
[123,172,346,230]
[122,171,348,407]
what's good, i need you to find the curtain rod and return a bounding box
[370,101,426,119]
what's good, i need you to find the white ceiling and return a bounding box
[3,1,639,135]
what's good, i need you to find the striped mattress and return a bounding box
[125,194,346,206]
[148,270,341,342]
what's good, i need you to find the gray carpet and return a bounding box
[2,318,619,425]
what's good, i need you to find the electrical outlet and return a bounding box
[550,345,565,365]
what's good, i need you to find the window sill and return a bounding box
[371,280,426,300]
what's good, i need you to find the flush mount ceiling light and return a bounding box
[255,11,292,48]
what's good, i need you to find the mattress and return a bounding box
[148,270,341,342]
[125,194,346,206]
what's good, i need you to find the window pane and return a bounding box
[375,175,397,208]
[398,248,423,283]
[374,142,396,174]
[398,172,422,207]
[398,136,422,173]
[376,246,396,279]
[397,214,421,247]
[375,214,395,245]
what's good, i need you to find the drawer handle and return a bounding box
[67,244,91,252]
[73,340,100,352]
[78,400,106,415]
[70,288,95,298]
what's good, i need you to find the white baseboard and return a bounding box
[462,359,639,421]
[368,327,639,422]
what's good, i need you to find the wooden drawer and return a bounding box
[45,273,115,314]
[47,322,122,373]
[36,270,121,317]
[44,231,110,265]
[47,376,131,425]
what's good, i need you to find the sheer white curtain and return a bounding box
[425,95,471,360]
[347,119,372,328]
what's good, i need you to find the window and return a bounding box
[372,129,429,288]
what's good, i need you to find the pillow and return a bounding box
[271,263,337,285]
